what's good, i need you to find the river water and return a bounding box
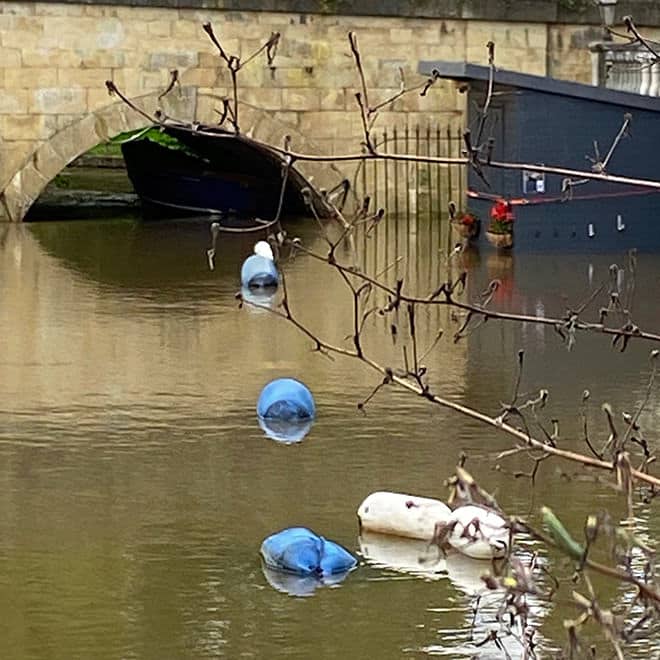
[1,216,658,659]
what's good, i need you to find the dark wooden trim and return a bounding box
[419,60,660,112]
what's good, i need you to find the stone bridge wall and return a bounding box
[2,0,660,221]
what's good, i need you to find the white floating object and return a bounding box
[359,530,445,579]
[254,240,274,260]
[446,505,509,560]
[357,491,451,540]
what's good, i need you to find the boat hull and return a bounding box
[121,126,332,219]
[466,191,660,252]
[419,61,660,252]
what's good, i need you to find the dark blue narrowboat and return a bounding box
[120,123,333,219]
[418,61,660,252]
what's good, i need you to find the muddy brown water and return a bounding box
[1,216,658,658]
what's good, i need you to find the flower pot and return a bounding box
[485,230,513,249]
[451,220,479,240]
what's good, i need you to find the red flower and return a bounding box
[458,212,476,226]
[491,200,514,223]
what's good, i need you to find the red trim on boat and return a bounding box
[467,187,660,206]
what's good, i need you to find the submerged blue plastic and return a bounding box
[260,527,357,576]
[240,254,279,288]
[261,563,352,597]
[257,416,314,444]
[257,378,316,420]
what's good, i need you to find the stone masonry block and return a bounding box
[0,141,31,196]
[0,3,36,16]
[148,51,199,71]
[22,48,83,68]
[147,20,172,38]
[0,114,58,141]
[58,68,112,88]
[94,102,147,140]
[269,111,300,129]
[179,67,223,88]
[32,139,72,183]
[3,159,49,223]
[78,50,127,69]
[171,18,201,40]
[82,6,118,18]
[55,114,83,131]
[30,88,86,115]
[87,88,115,113]
[2,27,42,50]
[298,111,363,140]
[1,47,20,67]
[281,88,320,111]
[0,90,28,114]
[240,87,283,110]
[35,3,84,16]
[47,113,105,164]
[319,89,347,111]
[390,28,413,43]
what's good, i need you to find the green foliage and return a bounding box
[541,506,585,560]
[489,218,513,234]
[97,126,199,157]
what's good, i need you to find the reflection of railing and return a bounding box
[590,41,660,95]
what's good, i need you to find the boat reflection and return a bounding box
[358,531,445,579]
[261,563,352,597]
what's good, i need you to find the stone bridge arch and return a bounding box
[0,88,347,222]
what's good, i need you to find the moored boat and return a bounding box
[418,60,660,251]
[120,123,334,220]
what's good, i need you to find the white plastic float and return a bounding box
[357,491,451,540]
[444,504,509,560]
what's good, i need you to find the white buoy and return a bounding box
[254,240,274,260]
[357,491,452,540]
[445,504,509,560]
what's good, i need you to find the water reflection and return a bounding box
[240,286,277,312]
[257,416,314,444]
[436,552,550,659]
[261,563,353,597]
[358,531,445,579]
[1,215,659,659]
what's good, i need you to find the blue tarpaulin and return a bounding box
[260,527,357,576]
[257,378,316,420]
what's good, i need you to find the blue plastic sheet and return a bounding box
[260,527,357,576]
[240,254,279,288]
[257,378,316,420]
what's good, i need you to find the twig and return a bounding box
[241,285,660,489]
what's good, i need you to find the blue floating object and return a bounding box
[258,416,314,444]
[241,241,279,288]
[260,527,357,577]
[257,378,316,421]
